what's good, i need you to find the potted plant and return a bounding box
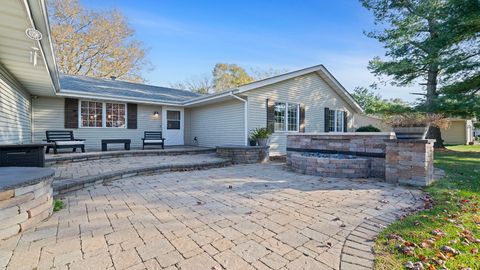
[249,136,257,146]
[250,127,272,146]
[383,113,449,139]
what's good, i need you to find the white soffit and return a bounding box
[0,0,58,96]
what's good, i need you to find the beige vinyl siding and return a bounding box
[442,121,467,145]
[32,97,162,150]
[185,99,244,147]
[0,66,31,144]
[244,72,355,155]
[353,114,392,131]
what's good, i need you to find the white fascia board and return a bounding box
[236,65,325,93]
[57,90,183,106]
[182,91,238,106]
[317,66,364,113]
[24,0,61,94]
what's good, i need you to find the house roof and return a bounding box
[58,65,363,113]
[184,65,364,113]
[58,74,201,104]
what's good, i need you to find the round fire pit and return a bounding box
[0,167,54,240]
[287,152,370,178]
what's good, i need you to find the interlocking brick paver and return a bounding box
[3,163,420,270]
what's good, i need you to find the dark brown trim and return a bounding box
[64,98,78,128]
[299,104,305,133]
[324,107,330,132]
[127,103,137,129]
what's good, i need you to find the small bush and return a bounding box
[53,199,65,212]
[356,125,381,132]
[250,127,271,140]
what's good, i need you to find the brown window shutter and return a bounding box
[299,104,306,133]
[127,103,137,129]
[64,98,78,128]
[324,107,330,132]
[266,99,275,133]
[343,111,348,132]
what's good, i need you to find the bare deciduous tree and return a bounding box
[169,75,212,95]
[49,0,151,82]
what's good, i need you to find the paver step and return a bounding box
[46,147,215,165]
[52,158,231,195]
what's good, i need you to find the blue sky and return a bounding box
[82,0,420,102]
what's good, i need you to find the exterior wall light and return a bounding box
[153,111,159,118]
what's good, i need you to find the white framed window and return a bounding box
[79,100,127,128]
[106,103,126,128]
[166,110,181,129]
[274,102,299,132]
[329,109,345,132]
[80,101,103,127]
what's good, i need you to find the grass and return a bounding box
[375,145,480,269]
[446,144,480,152]
[53,199,65,212]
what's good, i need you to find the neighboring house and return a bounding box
[442,119,475,145]
[352,114,392,132]
[0,0,363,155]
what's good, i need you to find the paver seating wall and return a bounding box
[0,167,54,240]
[287,133,436,186]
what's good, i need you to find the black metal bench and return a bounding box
[45,130,85,154]
[142,131,165,149]
[101,139,131,151]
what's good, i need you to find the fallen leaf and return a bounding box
[471,248,478,254]
[440,246,459,256]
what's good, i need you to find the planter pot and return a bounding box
[249,139,257,146]
[394,126,429,140]
[257,138,269,146]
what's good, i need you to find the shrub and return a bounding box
[356,125,381,132]
[53,199,65,212]
[382,113,450,129]
[250,127,272,140]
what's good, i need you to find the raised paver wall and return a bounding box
[216,146,270,164]
[287,133,395,178]
[287,133,436,186]
[385,139,435,186]
[0,174,53,240]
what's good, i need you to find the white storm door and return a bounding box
[162,107,184,145]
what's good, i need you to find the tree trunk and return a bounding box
[424,19,445,148]
[426,125,444,148]
[424,65,445,148]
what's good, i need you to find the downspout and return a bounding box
[229,92,248,146]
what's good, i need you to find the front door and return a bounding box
[162,107,184,145]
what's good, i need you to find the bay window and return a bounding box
[274,102,299,132]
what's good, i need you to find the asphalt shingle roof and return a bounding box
[59,74,201,103]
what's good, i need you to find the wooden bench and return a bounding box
[45,130,85,154]
[142,131,165,149]
[101,139,131,151]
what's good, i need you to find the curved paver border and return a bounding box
[340,191,423,270]
[53,159,231,195]
[46,147,215,165]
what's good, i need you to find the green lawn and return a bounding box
[375,146,480,270]
[446,144,480,152]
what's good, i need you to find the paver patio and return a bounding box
[0,163,422,270]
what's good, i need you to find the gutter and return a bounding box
[56,90,184,107]
[229,92,248,146]
[23,0,61,94]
